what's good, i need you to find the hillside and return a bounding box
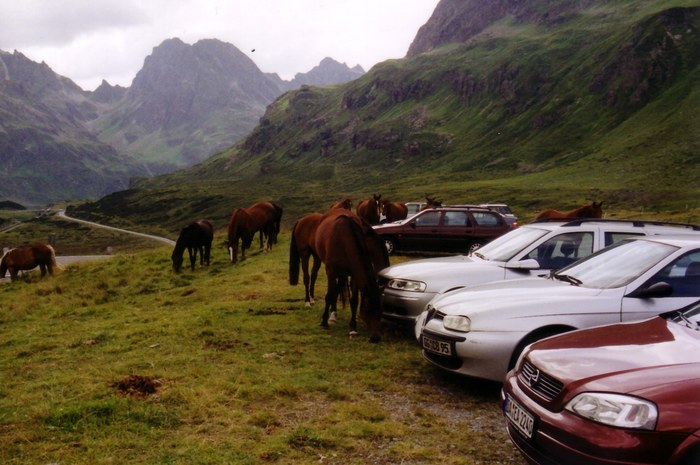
[69,0,700,233]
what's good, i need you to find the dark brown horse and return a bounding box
[1,243,57,281]
[227,202,281,264]
[172,219,214,272]
[381,200,408,223]
[288,199,355,306]
[314,209,390,342]
[535,201,604,220]
[420,195,443,211]
[356,194,382,225]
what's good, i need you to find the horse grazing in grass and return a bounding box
[227,202,280,264]
[381,200,408,223]
[0,243,57,281]
[314,209,390,342]
[535,201,604,220]
[172,219,214,272]
[356,194,382,225]
[288,199,356,306]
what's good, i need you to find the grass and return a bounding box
[0,227,525,465]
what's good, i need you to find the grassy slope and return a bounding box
[0,237,524,465]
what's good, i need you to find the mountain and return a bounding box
[0,39,364,205]
[0,50,148,205]
[285,57,365,89]
[69,0,700,232]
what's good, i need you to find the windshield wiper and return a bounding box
[472,252,486,260]
[676,311,699,330]
[552,273,582,286]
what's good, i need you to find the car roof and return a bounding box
[626,233,700,247]
[524,218,700,233]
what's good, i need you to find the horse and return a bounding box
[420,195,443,211]
[381,200,408,223]
[227,201,280,264]
[314,209,390,342]
[0,243,57,281]
[171,219,214,272]
[356,194,382,225]
[535,201,604,220]
[288,199,356,307]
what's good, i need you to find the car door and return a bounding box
[402,209,442,250]
[439,210,473,250]
[621,250,700,322]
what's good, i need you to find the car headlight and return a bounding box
[443,315,471,332]
[387,278,426,292]
[565,393,658,430]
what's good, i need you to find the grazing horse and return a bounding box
[288,199,356,306]
[381,200,408,223]
[535,201,604,220]
[171,219,214,272]
[314,209,390,342]
[356,194,382,225]
[1,243,57,281]
[227,202,280,264]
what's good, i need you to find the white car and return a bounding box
[381,219,700,323]
[417,234,700,382]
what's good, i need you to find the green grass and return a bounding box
[0,232,524,465]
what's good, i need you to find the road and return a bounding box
[1,211,175,284]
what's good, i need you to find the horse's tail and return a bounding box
[47,244,59,272]
[289,221,300,285]
[337,274,349,308]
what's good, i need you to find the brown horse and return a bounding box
[314,209,390,342]
[227,202,281,264]
[535,201,604,220]
[288,199,355,306]
[172,219,214,272]
[381,200,408,223]
[1,243,57,281]
[420,195,443,211]
[356,194,382,225]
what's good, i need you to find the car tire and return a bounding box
[384,237,397,254]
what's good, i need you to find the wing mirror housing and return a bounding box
[505,259,541,270]
[629,281,673,298]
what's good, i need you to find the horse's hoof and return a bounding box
[329,311,337,323]
[309,297,315,305]
[320,323,329,330]
[349,331,359,337]
[305,302,311,308]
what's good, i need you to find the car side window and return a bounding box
[525,232,594,270]
[605,232,645,247]
[643,251,700,297]
[414,211,441,227]
[444,211,470,227]
[471,212,501,227]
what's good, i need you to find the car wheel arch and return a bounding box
[671,433,700,465]
[508,325,577,371]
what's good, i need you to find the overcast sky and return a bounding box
[0,0,440,91]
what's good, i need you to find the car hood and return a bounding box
[527,317,700,399]
[429,277,607,322]
[380,255,475,279]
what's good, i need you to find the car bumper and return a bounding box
[501,374,687,465]
[381,288,436,322]
[420,327,524,382]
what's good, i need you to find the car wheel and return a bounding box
[384,237,397,254]
[508,327,573,371]
[468,241,485,254]
[679,445,700,465]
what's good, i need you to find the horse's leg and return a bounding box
[301,253,312,307]
[321,274,338,329]
[198,246,205,266]
[188,247,196,271]
[349,281,359,335]
[204,245,211,266]
[309,255,321,306]
[39,263,47,277]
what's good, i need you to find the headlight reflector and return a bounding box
[566,393,658,430]
[443,315,471,332]
[387,279,426,292]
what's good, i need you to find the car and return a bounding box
[479,204,518,229]
[380,219,700,324]
[502,300,700,465]
[372,206,510,255]
[417,234,700,382]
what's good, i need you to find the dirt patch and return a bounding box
[111,375,161,398]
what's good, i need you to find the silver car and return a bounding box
[380,219,700,323]
[418,234,700,382]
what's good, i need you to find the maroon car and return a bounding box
[502,301,700,465]
[372,206,509,254]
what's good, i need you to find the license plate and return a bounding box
[422,334,453,356]
[504,394,535,439]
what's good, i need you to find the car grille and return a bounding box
[518,360,564,401]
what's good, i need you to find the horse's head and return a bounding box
[171,249,184,273]
[590,201,604,218]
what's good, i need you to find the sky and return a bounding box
[0,0,440,91]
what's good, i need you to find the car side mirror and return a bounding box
[505,259,541,270]
[409,221,417,229]
[629,281,673,298]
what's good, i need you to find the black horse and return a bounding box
[172,219,214,272]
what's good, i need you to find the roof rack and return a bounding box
[532,217,700,230]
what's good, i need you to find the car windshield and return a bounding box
[556,239,678,289]
[472,227,549,261]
